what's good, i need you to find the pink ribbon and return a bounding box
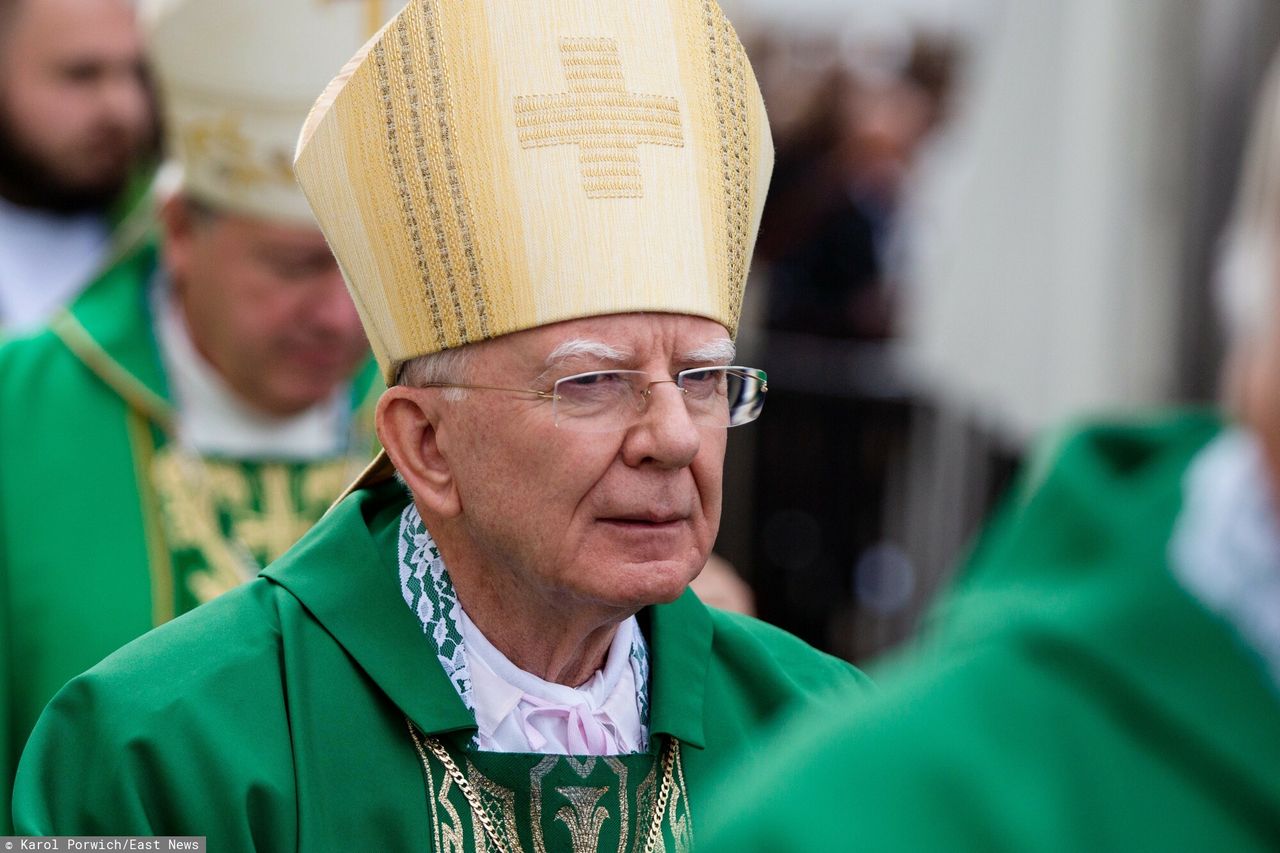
[519,694,620,755]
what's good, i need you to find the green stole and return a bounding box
[410,731,692,853]
[395,505,690,852]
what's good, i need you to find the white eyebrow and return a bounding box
[544,338,632,367]
[683,338,736,364]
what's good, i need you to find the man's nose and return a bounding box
[621,381,701,469]
[101,66,150,130]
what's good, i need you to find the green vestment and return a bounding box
[702,412,1280,851]
[12,480,869,850]
[0,243,381,831]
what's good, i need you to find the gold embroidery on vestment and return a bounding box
[150,451,350,604]
[555,786,611,853]
[667,744,693,853]
[467,758,527,853]
[414,733,686,853]
[126,410,174,626]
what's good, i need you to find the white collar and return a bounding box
[0,195,109,331]
[459,607,641,741]
[1171,428,1280,695]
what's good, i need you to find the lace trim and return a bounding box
[397,503,652,737]
[398,503,473,708]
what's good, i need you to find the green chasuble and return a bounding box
[12,480,869,850]
[701,412,1280,851]
[0,242,382,832]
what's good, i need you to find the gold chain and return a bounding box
[408,720,511,853]
[643,736,678,853]
[407,719,679,853]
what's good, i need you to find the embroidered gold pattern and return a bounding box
[604,758,630,853]
[467,758,528,853]
[413,724,687,853]
[667,744,693,853]
[126,409,174,627]
[151,451,255,602]
[180,115,296,189]
[421,737,463,853]
[376,2,490,348]
[529,756,557,853]
[394,12,468,341]
[233,467,314,557]
[515,38,685,199]
[434,758,471,853]
[373,39,448,346]
[417,0,490,339]
[555,786,611,853]
[701,1,752,321]
[530,756,632,853]
[150,452,351,604]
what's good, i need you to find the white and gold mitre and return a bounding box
[295,0,774,382]
[143,0,404,224]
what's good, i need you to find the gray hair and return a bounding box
[396,346,476,400]
[1218,52,1280,344]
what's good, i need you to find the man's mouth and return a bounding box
[599,513,686,528]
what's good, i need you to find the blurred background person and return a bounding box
[701,38,1280,851]
[710,0,1280,667]
[0,0,403,830]
[737,24,961,653]
[0,0,157,335]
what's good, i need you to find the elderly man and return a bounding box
[701,52,1280,853]
[0,0,392,832]
[13,0,868,848]
[0,0,155,334]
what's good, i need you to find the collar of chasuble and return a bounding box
[397,503,652,748]
[261,482,712,747]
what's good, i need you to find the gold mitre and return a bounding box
[295,0,773,383]
[143,0,404,224]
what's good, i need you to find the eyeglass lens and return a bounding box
[551,367,767,433]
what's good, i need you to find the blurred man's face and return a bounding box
[0,0,153,212]
[163,198,370,417]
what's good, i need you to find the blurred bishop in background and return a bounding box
[0,0,403,830]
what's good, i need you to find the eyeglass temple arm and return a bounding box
[420,382,557,400]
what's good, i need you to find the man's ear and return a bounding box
[159,195,198,288]
[377,387,462,518]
